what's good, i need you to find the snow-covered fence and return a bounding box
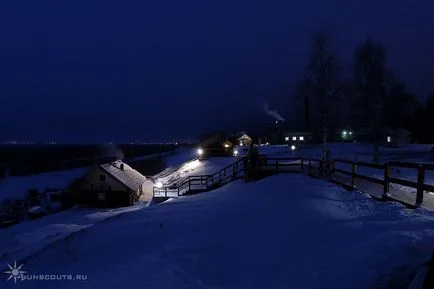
[153,157,245,198]
[257,157,305,172]
[153,153,434,211]
[332,159,434,209]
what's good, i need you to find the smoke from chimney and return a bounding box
[99,143,125,161]
[263,103,285,122]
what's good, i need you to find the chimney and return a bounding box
[120,163,124,171]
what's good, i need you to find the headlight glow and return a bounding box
[155,181,163,188]
[197,148,203,155]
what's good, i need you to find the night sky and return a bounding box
[1,1,433,143]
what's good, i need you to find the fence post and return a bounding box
[383,163,390,198]
[351,162,357,188]
[308,159,312,174]
[330,161,335,178]
[300,159,304,171]
[276,159,278,171]
[416,164,425,207]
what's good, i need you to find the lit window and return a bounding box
[299,136,304,141]
[292,136,297,141]
[285,137,289,141]
[387,136,391,143]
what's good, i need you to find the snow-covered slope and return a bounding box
[4,174,434,289]
[0,203,148,266]
[0,168,87,204]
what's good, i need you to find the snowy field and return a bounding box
[0,168,87,204]
[2,174,434,288]
[257,143,433,163]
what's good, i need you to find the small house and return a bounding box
[73,161,153,207]
[232,132,252,147]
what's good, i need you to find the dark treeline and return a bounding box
[295,32,434,161]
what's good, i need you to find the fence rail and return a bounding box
[331,159,434,208]
[153,155,434,210]
[153,157,245,198]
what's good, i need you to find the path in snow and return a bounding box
[4,174,434,289]
[155,157,241,187]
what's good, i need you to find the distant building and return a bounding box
[230,131,252,147]
[264,121,285,144]
[69,161,152,207]
[382,128,411,147]
[283,131,313,144]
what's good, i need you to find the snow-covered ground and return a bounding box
[0,202,149,267]
[260,142,433,163]
[154,154,241,187]
[2,173,434,288]
[0,168,87,204]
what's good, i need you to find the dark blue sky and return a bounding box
[1,1,433,142]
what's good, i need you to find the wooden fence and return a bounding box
[153,157,245,198]
[311,158,434,209]
[153,155,434,209]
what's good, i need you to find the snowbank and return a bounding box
[4,174,434,288]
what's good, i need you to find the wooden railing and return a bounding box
[258,157,305,172]
[331,159,434,208]
[153,155,434,209]
[153,157,245,198]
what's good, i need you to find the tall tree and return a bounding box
[303,33,341,160]
[383,76,419,131]
[353,39,387,162]
[295,78,311,130]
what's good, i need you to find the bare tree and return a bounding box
[303,33,341,160]
[353,39,387,162]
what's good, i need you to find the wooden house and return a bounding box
[70,161,153,207]
[232,132,252,147]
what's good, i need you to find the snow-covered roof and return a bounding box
[99,161,146,192]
